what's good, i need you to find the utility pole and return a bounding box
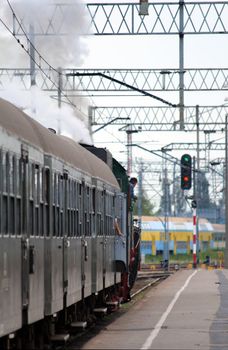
[126,125,138,176]
[179,0,184,130]
[163,166,169,270]
[137,161,143,231]
[192,156,197,268]
[57,67,62,134]
[196,105,200,263]
[172,162,176,216]
[29,24,36,87]
[224,114,228,268]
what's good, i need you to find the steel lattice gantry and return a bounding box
[2,68,228,92]
[7,1,228,131]
[2,67,228,131]
[12,2,228,36]
[89,105,228,131]
[162,143,226,151]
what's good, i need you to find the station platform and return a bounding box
[75,268,228,349]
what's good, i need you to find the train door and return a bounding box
[62,170,69,317]
[27,162,46,324]
[82,181,93,298]
[91,184,97,294]
[114,193,127,279]
[20,145,46,325]
[104,191,115,288]
[80,179,92,298]
[44,167,64,316]
[95,187,105,292]
[66,177,82,307]
[20,145,30,325]
[0,150,22,336]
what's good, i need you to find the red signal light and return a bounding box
[181,154,192,190]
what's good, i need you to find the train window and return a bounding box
[8,154,14,195]
[2,196,7,235]
[43,168,50,204]
[16,159,22,196]
[45,205,49,237]
[66,180,70,237]
[5,153,10,193]
[86,186,92,237]
[73,183,77,237]
[39,170,43,202]
[55,176,60,237]
[16,198,22,236]
[40,203,44,236]
[56,207,59,237]
[68,180,71,209]
[10,198,15,235]
[29,199,34,236]
[2,153,6,193]
[0,151,2,193]
[76,210,79,237]
[34,166,39,205]
[97,214,101,236]
[92,188,95,213]
[53,173,57,205]
[60,211,64,237]
[58,175,63,209]
[35,207,39,236]
[29,164,33,199]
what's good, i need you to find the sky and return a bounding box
[0,0,227,208]
[81,4,228,162]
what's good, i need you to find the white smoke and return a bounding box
[0,0,93,144]
[1,0,90,68]
[1,83,92,144]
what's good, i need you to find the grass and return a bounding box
[144,249,225,265]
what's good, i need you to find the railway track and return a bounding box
[63,270,171,350]
[130,270,171,299]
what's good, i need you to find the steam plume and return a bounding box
[0,0,93,144]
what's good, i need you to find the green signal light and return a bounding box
[183,156,190,162]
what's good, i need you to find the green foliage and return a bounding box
[133,188,155,216]
[144,248,224,265]
[197,172,216,209]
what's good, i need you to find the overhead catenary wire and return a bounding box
[67,72,177,108]
[3,0,97,118]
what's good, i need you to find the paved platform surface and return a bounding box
[73,269,228,349]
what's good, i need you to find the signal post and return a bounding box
[191,199,197,268]
[181,154,197,268]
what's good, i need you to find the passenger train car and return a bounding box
[0,98,140,349]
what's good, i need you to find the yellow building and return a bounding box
[140,216,214,256]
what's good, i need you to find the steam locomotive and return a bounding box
[0,98,140,348]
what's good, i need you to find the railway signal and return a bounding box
[180,154,192,190]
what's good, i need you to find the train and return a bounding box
[0,98,140,349]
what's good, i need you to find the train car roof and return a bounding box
[0,98,119,189]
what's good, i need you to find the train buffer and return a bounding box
[70,321,87,332]
[106,300,119,312]
[93,307,108,316]
[50,333,70,345]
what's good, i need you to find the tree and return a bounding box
[133,188,155,216]
[172,176,187,215]
[158,178,172,216]
[197,172,211,208]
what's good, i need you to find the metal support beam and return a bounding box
[2,68,228,92]
[225,114,228,268]
[12,2,228,36]
[179,0,185,130]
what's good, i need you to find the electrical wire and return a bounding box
[4,0,96,119]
